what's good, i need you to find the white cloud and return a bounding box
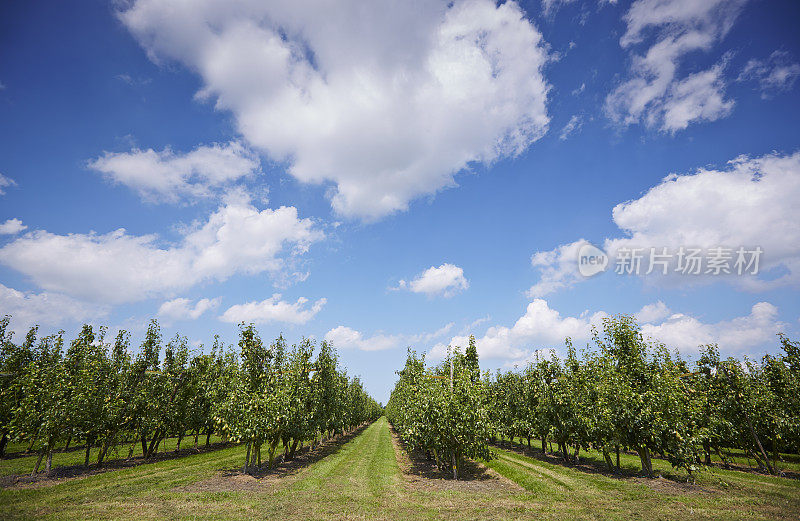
[606,0,745,132]
[429,298,787,363]
[115,73,152,87]
[659,62,734,132]
[528,239,591,297]
[323,321,454,352]
[0,192,323,303]
[640,302,785,354]
[559,114,584,140]
[738,51,800,98]
[542,0,617,17]
[158,297,220,322]
[119,0,551,220]
[530,151,800,294]
[396,263,469,298]
[0,173,16,195]
[635,301,670,323]
[0,283,108,338]
[324,326,403,352]
[219,294,326,325]
[431,298,606,361]
[0,219,26,235]
[88,141,259,202]
[606,152,800,290]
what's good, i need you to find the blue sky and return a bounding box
[1,0,799,403]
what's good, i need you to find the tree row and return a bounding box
[0,317,382,475]
[388,315,800,478]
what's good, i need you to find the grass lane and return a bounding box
[485,446,800,521]
[2,419,799,520]
[0,435,227,477]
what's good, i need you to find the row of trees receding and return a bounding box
[387,315,800,478]
[0,317,382,475]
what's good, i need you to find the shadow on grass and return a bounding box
[390,427,496,482]
[0,441,235,488]
[218,422,374,480]
[492,439,800,483]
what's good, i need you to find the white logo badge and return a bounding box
[578,243,608,277]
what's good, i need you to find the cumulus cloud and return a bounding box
[88,141,259,202]
[529,151,800,294]
[323,326,403,352]
[0,283,109,338]
[635,301,670,323]
[605,0,744,132]
[395,263,469,298]
[429,298,786,364]
[158,297,220,322]
[639,302,785,354]
[219,294,326,325]
[431,298,607,361]
[528,239,591,297]
[738,51,800,98]
[605,152,800,290]
[119,0,551,220]
[323,321,454,352]
[0,173,16,195]
[0,219,26,235]
[0,193,323,303]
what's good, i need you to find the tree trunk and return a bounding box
[206,430,212,447]
[127,439,136,459]
[702,439,712,465]
[97,441,109,466]
[146,429,161,459]
[45,449,53,475]
[268,438,280,468]
[244,442,251,473]
[616,445,621,471]
[603,448,613,469]
[713,444,729,467]
[541,437,546,454]
[84,440,92,467]
[63,435,72,452]
[32,450,44,475]
[288,439,299,460]
[141,434,147,457]
[194,432,199,450]
[773,435,780,474]
[26,435,37,453]
[0,432,8,457]
[637,446,653,477]
[746,418,774,474]
[176,432,183,452]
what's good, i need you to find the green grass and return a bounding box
[1,419,798,520]
[499,435,800,474]
[0,435,226,477]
